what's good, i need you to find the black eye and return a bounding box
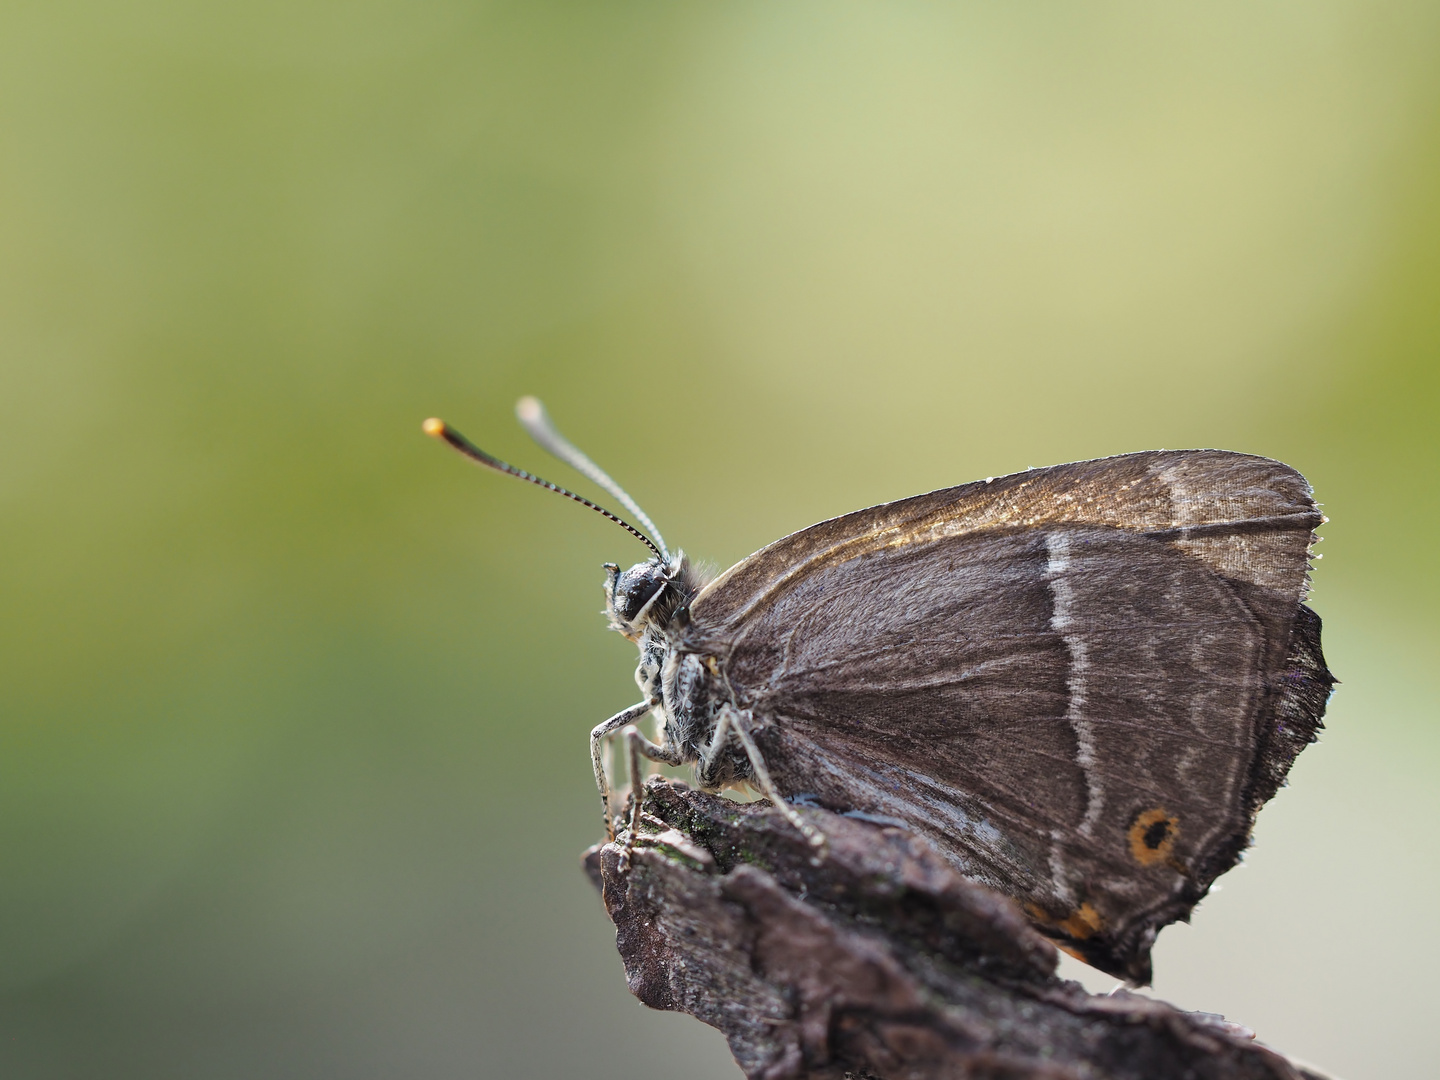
[616,569,665,622]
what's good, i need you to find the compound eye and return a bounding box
[616,568,665,623]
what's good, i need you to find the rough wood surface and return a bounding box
[583,779,1336,1080]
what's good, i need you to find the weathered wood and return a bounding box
[583,779,1337,1080]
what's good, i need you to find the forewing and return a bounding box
[685,451,1331,982]
[695,451,1317,630]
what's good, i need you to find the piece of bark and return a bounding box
[582,778,1337,1080]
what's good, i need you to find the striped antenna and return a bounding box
[515,396,670,562]
[422,417,664,560]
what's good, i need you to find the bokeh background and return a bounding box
[2,2,1437,1077]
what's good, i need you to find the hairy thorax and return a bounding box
[608,554,749,791]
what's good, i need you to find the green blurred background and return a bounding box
[2,2,1437,1077]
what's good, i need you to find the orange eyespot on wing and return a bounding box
[1128,809,1179,866]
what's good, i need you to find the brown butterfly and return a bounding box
[425,401,1333,984]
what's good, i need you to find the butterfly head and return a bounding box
[604,554,693,641]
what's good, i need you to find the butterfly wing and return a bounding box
[684,451,1333,983]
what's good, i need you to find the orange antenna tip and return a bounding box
[422,417,447,438]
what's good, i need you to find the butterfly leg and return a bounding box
[591,699,658,840]
[621,725,686,864]
[716,705,826,850]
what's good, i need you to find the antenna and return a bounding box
[422,417,664,560]
[515,396,670,561]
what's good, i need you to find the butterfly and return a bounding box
[424,400,1333,984]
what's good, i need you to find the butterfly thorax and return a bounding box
[604,551,706,700]
[603,554,744,787]
[663,648,751,788]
